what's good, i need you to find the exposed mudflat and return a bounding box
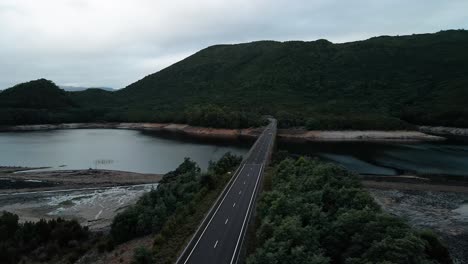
[0,183,158,230]
[0,168,162,193]
[0,168,162,230]
[277,128,444,142]
[368,185,468,264]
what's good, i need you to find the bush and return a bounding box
[248,158,452,264]
[0,212,91,264]
[131,246,154,264]
[111,154,242,244]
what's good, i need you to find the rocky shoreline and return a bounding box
[0,122,445,142]
[419,126,468,138]
[368,185,468,264]
[0,168,162,230]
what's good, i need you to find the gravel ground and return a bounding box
[0,183,158,230]
[368,188,468,264]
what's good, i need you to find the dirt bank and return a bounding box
[362,179,468,194]
[277,128,444,142]
[0,122,445,142]
[77,235,154,264]
[420,126,468,138]
[0,169,162,193]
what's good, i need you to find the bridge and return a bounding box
[176,119,277,264]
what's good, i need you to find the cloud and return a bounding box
[0,0,467,89]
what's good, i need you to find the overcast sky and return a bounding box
[0,0,467,89]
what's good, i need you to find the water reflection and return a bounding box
[0,129,250,173]
[279,140,468,176]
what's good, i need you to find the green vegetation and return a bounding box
[151,153,241,263]
[131,246,154,264]
[111,153,242,263]
[247,157,452,264]
[0,153,242,264]
[0,211,92,264]
[1,30,468,129]
[110,157,202,244]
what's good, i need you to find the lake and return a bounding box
[279,140,468,176]
[1,129,468,176]
[0,129,250,173]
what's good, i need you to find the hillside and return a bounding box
[0,79,74,109]
[1,30,467,128]
[116,30,468,129]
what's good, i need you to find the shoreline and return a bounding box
[362,179,468,193]
[419,125,468,138]
[0,122,445,142]
[0,168,162,194]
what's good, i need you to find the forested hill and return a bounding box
[1,30,468,129]
[0,79,74,109]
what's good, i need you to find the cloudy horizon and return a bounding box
[1,0,467,90]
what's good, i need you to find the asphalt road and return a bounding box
[180,121,276,264]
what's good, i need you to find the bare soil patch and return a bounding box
[365,180,468,263]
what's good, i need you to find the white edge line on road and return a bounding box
[232,124,275,263]
[182,163,246,264]
[175,159,246,263]
[230,163,264,264]
[178,121,275,264]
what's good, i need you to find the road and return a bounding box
[178,120,276,264]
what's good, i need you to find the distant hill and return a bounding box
[0,79,74,109]
[1,30,467,128]
[60,86,114,92]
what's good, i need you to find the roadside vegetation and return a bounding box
[1,30,468,129]
[247,156,452,264]
[0,153,242,264]
[110,152,242,263]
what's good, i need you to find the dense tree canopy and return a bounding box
[111,152,242,244]
[0,211,91,264]
[248,157,452,264]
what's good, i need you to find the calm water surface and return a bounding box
[2,129,468,176]
[0,129,250,173]
[279,140,468,176]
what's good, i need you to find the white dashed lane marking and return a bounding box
[214,240,218,248]
[225,218,229,224]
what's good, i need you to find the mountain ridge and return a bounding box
[1,30,467,129]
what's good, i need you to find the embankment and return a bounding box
[420,126,468,138]
[1,123,445,142]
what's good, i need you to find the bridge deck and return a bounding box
[177,120,276,264]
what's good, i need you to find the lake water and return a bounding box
[1,129,468,177]
[279,140,468,176]
[0,129,250,173]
